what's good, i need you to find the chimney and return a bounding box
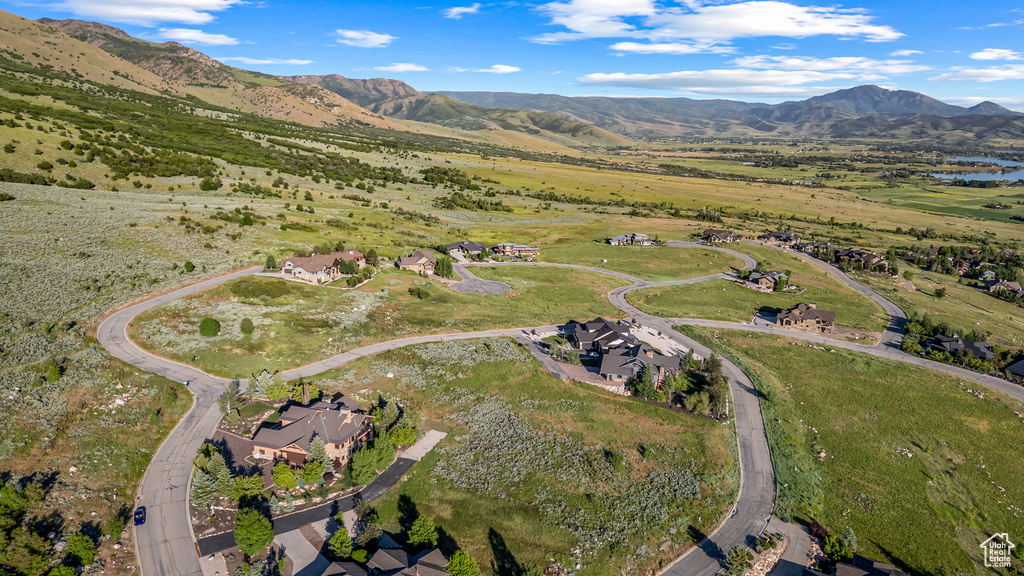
[645,348,654,358]
[807,302,817,308]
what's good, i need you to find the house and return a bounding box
[1006,358,1024,381]
[320,562,367,576]
[251,397,372,467]
[979,269,998,282]
[835,248,889,271]
[396,250,438,274]
[929,334,996,361]
[701,229,738,243]
[366,546,449,576]
[447,240,485,256]
[608,233,653,246]
[746,270,788,292]
[282,254,341,284]
[803,554,909,576]
[493,243,539,258]
[335,249,366,270]
[758,231,800,245]
[598,345,680,384]
[795,241,833,256]
[564,317,634,353]
[777,302,835,333]
[987,279,1022,294]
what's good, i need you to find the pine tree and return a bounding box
[190,470,217,508]
[380,400,401,429]
[446,551,479,576]
[843,527,858,554]
[374,430,396,470]
[632,363,657,399]
[207,452,233,497]
[328,529,353,559]
[408,516,439,547]
[307,435,333,471]
[218,381,242,416]
[350,446,378,485]
[272,461,297,490]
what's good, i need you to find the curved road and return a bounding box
[96,242,1024,576]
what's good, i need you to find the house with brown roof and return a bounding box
[281,250,366,283]
[701,229,738,243]
[251,397,371,466]
[758,231,800,245]
[777,302,835,333]
[366,546,448,576]
[987,279,1022,294]
[396,250,437,274]
[335,249,366,270]
[446,240,485,256]
[835,248,888,272]
[746,270,788,292]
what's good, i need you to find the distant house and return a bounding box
[366,546,449,576]
[564,317,634,353]
[608,233,653,246]
[251,397,371,467]
[396,250,438,274]
[835,248,888,271]
[746,270,788,292]
[804,554,909,576]
[494,243,539,258]
[777,302,835,333]
[929,334,996,361]
[987,279,1022,294]
[281,250,365,283]
[758,231,800,245]
[1006,358,1024,381]
[447,240,485,256]
[701,229,737,243]
[598,345,680,384]
[979,269,998,282]
[795,241,833,256]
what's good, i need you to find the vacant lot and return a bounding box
[313,339,738,576]
[685,328,1024,576]
[628,244,889,333]
[539,242,744,282]
[131,267,626,378]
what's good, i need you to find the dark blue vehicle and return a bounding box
[134,506,146,526]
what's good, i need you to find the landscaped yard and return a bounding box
[539,242,744,282]
[628,244,889,333]
[130,267,626,378]
[311,338,739,576]
[684,327,1024,576]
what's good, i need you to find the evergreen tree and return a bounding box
[190,470,217,508]
[631,363,657,399]
[366,249,379,267]
[234,509,273,557]
[272,461,297,490]
[218,381,242,416]
[207,452,233,497]
[724,547,753,575]
[231,474,264,502]
[265,255,276,270]
[65,534,96,566]
[307,435,333,471]
[408,516,439,548]
[446,551,479,576]
[374,430,396,470]
[843,527,858,554]
[435,257,454,279]
[380,400,401,429]
[328,529,353,559]
[350,446,378,485]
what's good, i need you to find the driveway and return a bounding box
[450,263,511,294]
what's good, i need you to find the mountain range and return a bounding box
[3,10,1024,145]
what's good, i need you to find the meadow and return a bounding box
[628,243,890,334]
[538,242,744,282]
[684,328,1024,576]
[311,339,739,576]
[129,267,626,378]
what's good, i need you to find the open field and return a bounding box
[539,242,744,282]
[129,267,626,378]
[853,270,1024,349]
[628,243,889,333]
[685,328,1024,576]
[312,339,739,576]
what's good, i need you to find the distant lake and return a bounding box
[930,156,1024,181]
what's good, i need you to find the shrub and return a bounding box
[272,462,297,490]
[65,533,96,566]
[408,286,430,299]
[200,177,223,191]
[408,515,438,547]
[36,160,53,171]
[184,260,195,273]
[199,317,221,337]
[935,287,947,299]
[240,318,255,335]
[328,530,353,559]
[446,550,478,576]
[234,509,273,557]
[351,549,368,563]
[724,546,753,575]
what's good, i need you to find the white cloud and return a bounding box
[930,66,1024,82]
[734,55,930,74]
[475,64,521,73]
[943,96,1024,110]
[443,3,482,19]
[970,48,1024,61]
[39,0,241,26]
[772,43,797,50]
[374,63,429,72]
[890,49,922,56]
[216,57,313,65]
[445,66,471,72]
[156,28,238,46]
[577,68,860,92]
[610,41,735,55]
[335,29,397,48]
[530,0,902,47]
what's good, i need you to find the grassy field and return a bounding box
[539,242,744,282]
[854,270,1024,350]
[628,244,889,333]
[685,328,1024,576]
[129,267,626,378]
[312,339,739,576]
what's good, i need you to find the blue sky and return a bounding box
[6,0,1024,108]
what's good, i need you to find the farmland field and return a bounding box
[684,328,1024,576]
[311,338,739,576]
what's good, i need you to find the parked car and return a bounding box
[134,506,146,526]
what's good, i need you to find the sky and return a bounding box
[4,0,1024,109]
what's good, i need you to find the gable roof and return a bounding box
[447,240,484,253]
[778,303,836,324]
[287,254,339,274]
[566,317,633,350]
[397,250,437,268]
[333,249,364,262]
[252,398,367,452]
[366,547,448,576]
[599,345,681,376]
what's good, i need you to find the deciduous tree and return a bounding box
[234,509,273,557]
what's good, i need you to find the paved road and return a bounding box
[450,263,512,294]
[96,242,1024,576]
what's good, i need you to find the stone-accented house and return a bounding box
[598,345,680,384]
[804,554,909,576]
[564,317,635,353]
[701,229,737,243]
[929,334,996,361]
[281,250,365,283]
[987,279,1022,294]
[366,546,449,576]
[493,243,539,258]
[447,240,485,256]
[608,233,652,246]
[796,241,833,256]
[251,397,371,466]
[746,270,788,292]
[777,302,835,333]
[335,249,366,270]
[835,248,888,271]
[396,250,438,274]
[758,231,800,245]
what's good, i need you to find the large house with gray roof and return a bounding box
[251,397,371,466]
[599,345,681,384]
[366,547,448,576]
[564,317,635,353]
[777,302,835,333]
